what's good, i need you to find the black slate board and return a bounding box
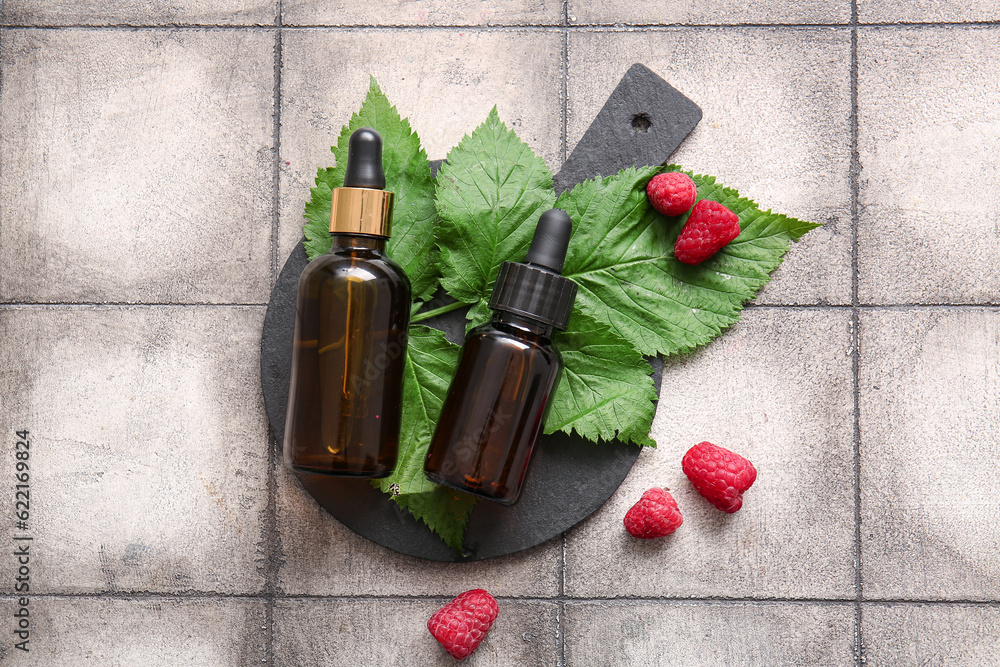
[555,64,704,193]
[260,64,702,562]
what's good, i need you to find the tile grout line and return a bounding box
[849,1,864,664]
[0,29,6,246]
[7,592,999,606]
[270,27,282,294]
[561,27,569,165]
[6,21,1000,30]
[265,2,284,663]
[264,435,279,664]
[0,302,270,308]
[6,302,1000,311]
[558,8,569,663]
[558,535,566,667]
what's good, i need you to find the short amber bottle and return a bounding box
[283,128,411,478]
[424,209,578,504]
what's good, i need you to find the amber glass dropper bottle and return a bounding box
[424,209,578,505]
[283,128,411,478]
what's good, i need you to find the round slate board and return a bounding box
[260,242,662,562]
[260,63,698,560]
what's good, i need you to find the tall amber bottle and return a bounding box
[424,209,578,504]
[284,128,411,478]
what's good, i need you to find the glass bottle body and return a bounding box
[424,313,561,505]
[284,234,411,478]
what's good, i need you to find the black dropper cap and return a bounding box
[489,209,578,331]
[343,127,386,189]
[524,209,573,272]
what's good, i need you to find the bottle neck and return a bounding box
[329,233,387,252]
[493,310,554,339]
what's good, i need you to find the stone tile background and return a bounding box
[1,1,999,664]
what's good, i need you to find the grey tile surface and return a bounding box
[0,29,274,304]
[858,28,1000,305]
[858,1,1000,23]
[283,0,562,26]
[565,308,856,599]
[568,0,850,26]
[860,309,1000,601]
[567,30,853,306]
[0,597,267,665]
[2,0,998,663]
[862,604,1000,666]
[564,602,855,666]
[277,28,563,266]
[0,307,269,594]
[275,465,561,596]
[1,0,277,25]
[274,598,558,665]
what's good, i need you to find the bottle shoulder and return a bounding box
[299,248,411,293]
[467,321,560,360]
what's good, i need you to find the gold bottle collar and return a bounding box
[330,187,393,237]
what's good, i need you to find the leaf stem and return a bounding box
[410,300,469,323]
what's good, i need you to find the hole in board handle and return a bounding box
[631,113,652,133]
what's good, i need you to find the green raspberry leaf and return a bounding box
[558,166,821,357]
[306,86,822,552]
[303,77,440,300]
[435,107,556,311]
[303,167,339,259]
[547,312,658,448]
[463,299,494,332]
[372,325,476,553]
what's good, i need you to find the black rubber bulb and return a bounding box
[524,208,573,274]
[343,127,386,189]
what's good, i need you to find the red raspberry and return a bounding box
[623,487,683,539]
[673,199,741,265]
[427,589,499,660]
[682,442,757,513]
[646,172,697,217]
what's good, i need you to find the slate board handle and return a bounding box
[428,64,702,193]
